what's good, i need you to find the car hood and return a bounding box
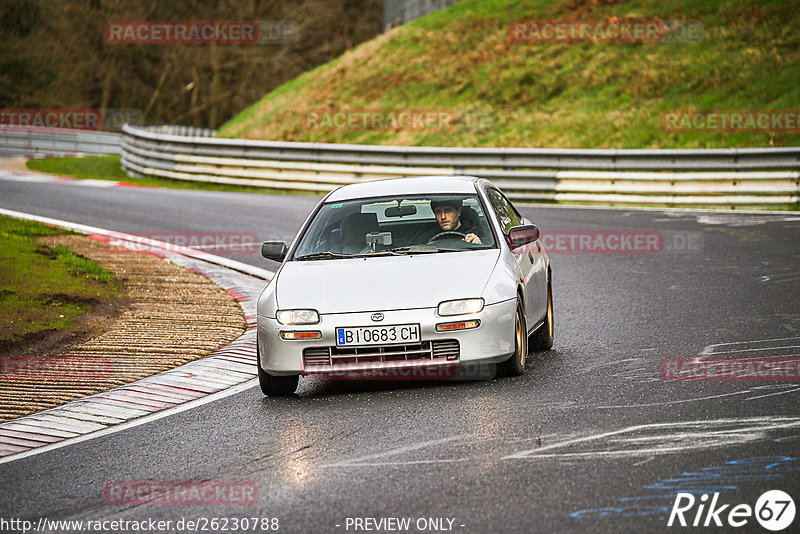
[275,249,501,314]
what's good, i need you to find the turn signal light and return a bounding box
[280,331,322,340]
[436,320,480,332]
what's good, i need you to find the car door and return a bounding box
[484,186,547,327]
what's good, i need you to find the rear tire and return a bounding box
[257,344,298,396]
[498,298,527,377]
[530,275,554,351]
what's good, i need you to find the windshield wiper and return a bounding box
[387,246,439,254]
[353,249,407,257]
[430,247,471,252]
[383,246,473,254]
[351,246,440,257]
[294,251,356,261]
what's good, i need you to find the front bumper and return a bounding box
[257,298,517,376]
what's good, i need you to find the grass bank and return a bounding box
[218,0,800,149]
[0,215,120,352]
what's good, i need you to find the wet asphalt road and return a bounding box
[1,178,799,533]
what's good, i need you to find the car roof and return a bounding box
[325,176,483,202]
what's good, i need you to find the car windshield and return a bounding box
[292,193,496,259]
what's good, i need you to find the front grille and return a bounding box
[303,340,460,369]
[303,352,331,367]
[432,339,460,359]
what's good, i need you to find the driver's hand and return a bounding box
[464,233,481,244]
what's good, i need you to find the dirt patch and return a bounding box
[0,296,124,359]
[0,234,247,422]
[0,157,33,174]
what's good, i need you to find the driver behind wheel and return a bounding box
[429,198,481,244]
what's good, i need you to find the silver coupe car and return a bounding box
[256,176,553,396]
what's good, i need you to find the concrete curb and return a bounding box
[0,209,273,463]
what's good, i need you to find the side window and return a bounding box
[504,195,523,225]
[486,187,520,234]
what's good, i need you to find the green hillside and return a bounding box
[218,0,800,148]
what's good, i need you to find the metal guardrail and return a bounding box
[121,124,799,206]
[0,127,122,155]
[383,0,462,32]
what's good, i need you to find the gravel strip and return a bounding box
[0,234,247,422]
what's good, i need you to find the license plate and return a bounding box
[336,324,420,347]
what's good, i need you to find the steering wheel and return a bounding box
[427,231,466,243]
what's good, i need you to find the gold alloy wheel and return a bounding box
[516,302,527,367]
[547,284,554,340]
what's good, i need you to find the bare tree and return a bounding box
[0,0,381,129]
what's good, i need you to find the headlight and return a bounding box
[276,309,320,325]
[437,298,484,316]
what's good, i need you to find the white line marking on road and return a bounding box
[501,417,800,460]
[502,428,631,459]
[71,179,122,187]
[595,390,750,409]
[322,459,470,467]
[41,412,777,471]
[746,387,800,401]
[0,379,258,465]
[704,345,800,355]
[321,434,472,467]
[700,336,800,354]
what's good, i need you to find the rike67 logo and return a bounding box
[668,490,795,531]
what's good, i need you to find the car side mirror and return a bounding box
[507,225,540,251]
[261,241,288,262]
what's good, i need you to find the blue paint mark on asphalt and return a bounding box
[571,456,800,519]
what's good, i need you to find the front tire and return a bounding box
[498,298,528,377]
[257,344,298,396]
[530,275,554,351]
